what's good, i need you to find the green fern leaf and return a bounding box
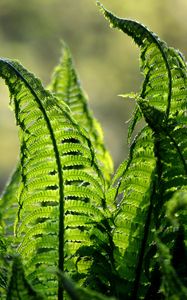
[6,256,44,300]
[98,2,172,114]
[49,44,113,189]
[0,164,21,238]
[98,1,187,132]
[0,165,21,299]
[156,191,187,299]
[138,100,187,225]
[157,239,187,300]
[111,126,156,299]
[99,4,187,298]
[0,232,7,298]
[165,191,187,281]
[166,190,187,228]
[0,58,108,299]
[59,271,116,300]
[99,2,187,195]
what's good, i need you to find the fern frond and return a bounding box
[98,1,187,132]
[99,2,187,186]
[155,190,187,299]
[139,100,187,213]
[0,165,21,299]
[157,239,187,300]
[6,256,44,300]
[98,2,172,115]
[0,233,8,298]
[0,58,108,299]
[166,190,187,227]
[108,126,156,299]
[49,44,113,189]
[59,271,116,300]
[99,4,187,298]
[0,164,21,238]
[165,191,187,279]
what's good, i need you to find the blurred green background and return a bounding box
[0,0,187,191]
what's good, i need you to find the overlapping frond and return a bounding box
[0,58,107,299]
[59,272,116,300]
[0,165,21,299]
[156,190,187,299]
[139,101,187,205]
[49,44,113,190]
[109,127,156,299]
[99,2,187,299]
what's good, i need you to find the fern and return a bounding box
[0,231,7,296]
[0,58,108,299]
[59,271,116,300]
[6,256,44,300]
[98,2,187,299]
[0,164,21,238]
[156,190,187,299]
[49,43,113,189]
[0,2,187,300]
[108,126,156,299]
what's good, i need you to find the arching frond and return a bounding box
[99,3,187,299]
[49,44,113,190]
[0,58,108,299]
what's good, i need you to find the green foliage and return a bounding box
[6,255,44,300]
[49,43,113,188]
[0,2,187,300]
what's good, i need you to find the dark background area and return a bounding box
[0,0,187,192]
